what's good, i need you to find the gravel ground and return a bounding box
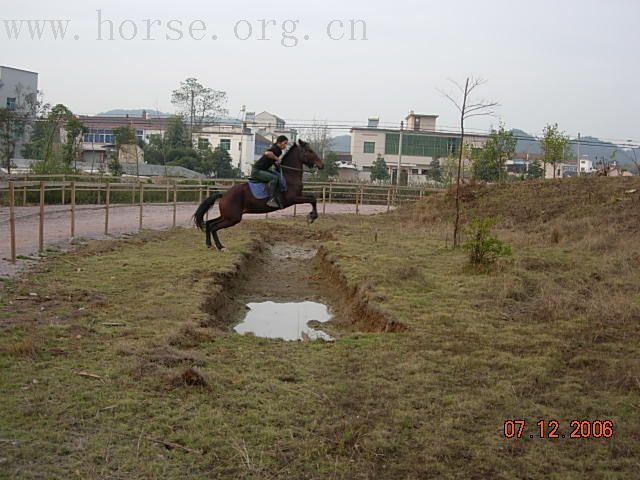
[0,202,389,278]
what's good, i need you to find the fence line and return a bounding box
[1,180,436,264]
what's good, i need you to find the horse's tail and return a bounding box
[193,192,223,231]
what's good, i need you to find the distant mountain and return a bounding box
[330,135,351,152]
[511,128,630,166]
[512,129,541,155]
[96,109,172,117]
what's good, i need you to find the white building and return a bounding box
[0,65,39,160]
[0,65,38,112]
[195,111,294,176]
[350,112,488,184]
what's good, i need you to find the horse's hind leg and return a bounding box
[205,217,222,248]
[211,217,241,251]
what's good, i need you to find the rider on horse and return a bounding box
[251,135,289,208]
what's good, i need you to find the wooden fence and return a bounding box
[1,177,440,263]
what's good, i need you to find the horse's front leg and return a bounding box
[290,195,318,224]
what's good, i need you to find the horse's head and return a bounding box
[298,139,324,170]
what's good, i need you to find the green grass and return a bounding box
[1,178,639,478]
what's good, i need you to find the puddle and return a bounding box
[234,301,334,341]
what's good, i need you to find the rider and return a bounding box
[252,135,289,208]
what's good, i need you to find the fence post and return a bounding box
[104,182,110,235]
[70,181,76,238]
[22,183,27,206]
[139,183,144,230]
[199,180,203,204]
[172,183,177,228]
[9,181,16,264]
[61,175,65,206]
[131,182,136,205]
[387,188,392,213]
[329,183,333,205]
[205,185,210,221]
[322,186,326,215]
[293,204,297,217]
[39,181,45,253]
[165,182,170,203]
[355,187,360,215]
[97,183,101,205]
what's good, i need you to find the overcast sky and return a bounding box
[2,0,639,142]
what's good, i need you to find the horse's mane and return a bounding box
[281,143,300,165]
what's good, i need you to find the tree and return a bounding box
[171,78,228,136]
[540,123,570,179]
[315,151,339,181]
[301,121,331,159]
[473,124,516,182]
[440,76,498,247]
[208,147,239,178]
[370,154,390,182]
[428,158,443,183]
[0,85,42,174]
[165,116,189,149]
[527,160,544,179]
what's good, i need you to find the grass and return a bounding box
[1,176,640,478]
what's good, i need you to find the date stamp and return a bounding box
[504,420,614,439]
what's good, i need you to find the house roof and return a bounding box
[256,111,285,122]
[79,115,169,130]
[0,65,39,75]
[405,113,439,119]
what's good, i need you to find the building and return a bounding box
[195,111,295,177]
[79,112,168,167]
[254,111,297,143]
[0,65,38,111]
[350,111,488,184]
[0,66,39,160]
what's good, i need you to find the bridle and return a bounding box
[279,145,317,173]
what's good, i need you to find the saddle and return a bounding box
[248,171,287,200]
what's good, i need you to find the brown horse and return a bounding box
[193,139,324,250]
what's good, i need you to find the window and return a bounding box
[136,129,143,142]
[219,139,231,151]
[6,97,16,110]
[412,169,419,175]
[385,133,460,158]
[363,141,375,154]
[198,138,210,150]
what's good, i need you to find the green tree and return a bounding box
[210,146,239,178]
[370,154,390,182]
[165,116,189,149]
[316,151,339,181]
[541,123,570,179]
[428,158,443,183]
[473,124,517,182]
[528,159,543,179]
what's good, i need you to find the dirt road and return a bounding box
[0,202,389,278]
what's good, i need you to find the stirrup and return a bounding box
[266,197,280,208]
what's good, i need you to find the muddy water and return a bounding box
[234,301,333,341]
[219,242,339,340]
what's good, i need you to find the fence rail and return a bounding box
[1,179,439,264]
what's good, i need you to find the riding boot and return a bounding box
[266,180,281,209]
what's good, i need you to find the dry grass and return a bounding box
[0,177,639,478]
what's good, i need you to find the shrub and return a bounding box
[463,217,512,266]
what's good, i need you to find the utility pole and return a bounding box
[396,120,404,185]
[238,105,246,175]
[576,132,581,176]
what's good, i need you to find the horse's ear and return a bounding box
[298,139,308,148]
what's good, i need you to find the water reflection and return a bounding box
[234,301,333,341]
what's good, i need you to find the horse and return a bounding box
[193,139,324,250]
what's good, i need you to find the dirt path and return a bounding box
[0,202,389,279]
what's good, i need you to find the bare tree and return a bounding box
[171,78,228,138]
[439,77,498,248]
[300,120,331,159]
